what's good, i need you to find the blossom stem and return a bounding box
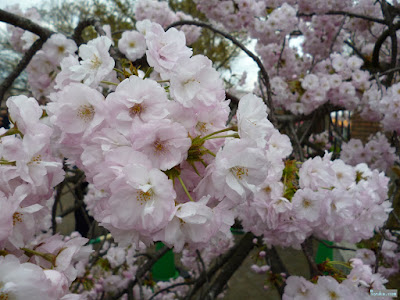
[0,127,22,138]
[113,68,125,75]
[0,159,16,166]
[204,134,239,140]
[327,261,351,269]
[157,79,170,83]
[199,126,237,141]
[100,80,119,86]
[0,250,8,256]
[21,248,57,266]
[177,175,194,202]
[200,147,216,157]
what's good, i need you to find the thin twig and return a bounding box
[329,16,347,54]
[298,10,386,25]
[289,122,305,161]
[166,20,276,125]
[107,246,171,300]
[148,282,195,300]
[52,181,65,234]
[314,237,357,251]
[0,39,48,104]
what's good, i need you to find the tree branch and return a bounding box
[166,20,276,125]
[298,10,386,25]
[107,246,171,300]
[0,38,48,104]
[200,232,255,300]
[0,8,53,39]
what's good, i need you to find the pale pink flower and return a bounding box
[118,30,146,61]
[69,36,115,86]
[283,276,315,300]
[130,119,191,170]
[292,188,321,222]
[6,95,51,139]
[145,22,192,77]
[212,139,268,203]
[0,254,53,300]
[107,163,176,236]
[157,195,215,252]
[42,33,77,65]
[169,55,224,107]
[237,94,273,147]
[47,83,106,137]
[106,76,169,134]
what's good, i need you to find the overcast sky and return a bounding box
[0,0,44,9]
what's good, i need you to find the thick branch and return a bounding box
[71,18,98,46]
[298,10,386,25]
[372,22,400,72]
[265,246,289,297]
[201,232,255,300]
[301,237,319,278]
[0,8,53,39]
[0,39,48,104]
[0,9,54,104]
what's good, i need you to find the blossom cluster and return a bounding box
[134,0,202,45]
[1,1,398,298]
[0,94,92,298]
[70,240,192,299]
[341,133,398,172]
[238,153,391,248]
[283,258,389,300]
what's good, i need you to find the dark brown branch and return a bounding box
[52,181,65,234]
[0,8,53,39]
[201,232,255,300]
[108,246,171,300]
[313,237,356,251]
[298,10,386,25]
[166,20,276,125]
[185,232,254,299]
[0,38,48,104]
[0,9,54,104]
[148,281,195,300]
[301,237,319,278]
[289,121,305,162]
[265,246,289,297]
[58,202,83,218]
[71,18,98,46]
[372,22,400,72]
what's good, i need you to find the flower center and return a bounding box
[77,105,95,122]
[90,54,102,69]
[13,212,23,226]
[153,140,165,154]
[302,198,311,208]
[196,122,208,134]
[28,155,42,165]
[136,190,153,205]
[129,103,143,118]
[57,45,65,54]
[328,290,339,299]
[231,166,248,180]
